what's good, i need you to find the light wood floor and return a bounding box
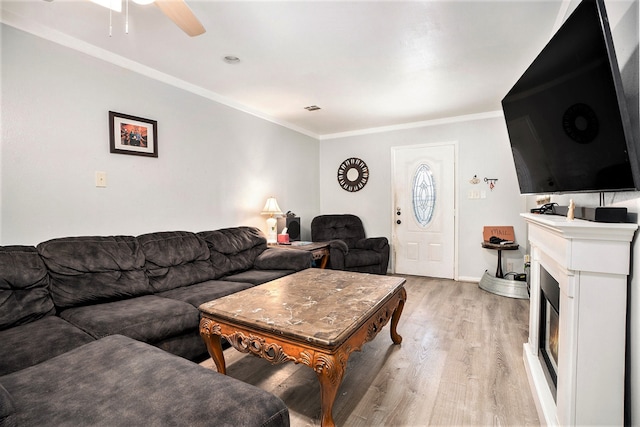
[200,275,540,426]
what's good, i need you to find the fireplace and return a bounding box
[521,213,636,426]
[538,266,559,400]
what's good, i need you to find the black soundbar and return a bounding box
[551,205,628,223]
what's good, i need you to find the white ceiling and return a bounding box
[1,0,565,138]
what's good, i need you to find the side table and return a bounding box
[479,241,528,299]
[275,241,330,269]
[481,241,519,278]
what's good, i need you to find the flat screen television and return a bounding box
[501,0,639,194]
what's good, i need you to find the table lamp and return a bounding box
[261,196,283,244]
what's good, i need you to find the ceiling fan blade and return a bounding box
[155,0,205,37]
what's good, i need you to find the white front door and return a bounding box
[392,143,456,278]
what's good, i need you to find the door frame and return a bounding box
[390,142,459,280]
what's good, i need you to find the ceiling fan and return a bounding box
[153,0,205,37]
[83,0,206,37]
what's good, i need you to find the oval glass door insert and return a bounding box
[412,163,436,226]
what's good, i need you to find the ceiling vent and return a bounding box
[223,56,240,64]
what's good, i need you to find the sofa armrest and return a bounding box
[355,237,388,251]
[328,239,349,254]
[254,248,312,271]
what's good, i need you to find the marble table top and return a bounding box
[199,269,406,348]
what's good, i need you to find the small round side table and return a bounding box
[481,241,519,279]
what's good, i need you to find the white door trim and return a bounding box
[390,142,459,281]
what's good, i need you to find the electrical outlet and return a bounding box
[506,261,514,272]
[524,254,531,263]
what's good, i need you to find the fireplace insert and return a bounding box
[539,266,560,401]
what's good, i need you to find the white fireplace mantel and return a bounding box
[522,213,637,426]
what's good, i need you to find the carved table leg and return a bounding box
[390,287,407,344]
[314,353,346,427]
[318,254,329,269]
[199,319,226,375]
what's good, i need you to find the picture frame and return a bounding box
[109,111,158,157]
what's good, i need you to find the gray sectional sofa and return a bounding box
[0,226,312,426]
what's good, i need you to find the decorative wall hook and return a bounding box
[484,177,498,190]
[469,175,480,185]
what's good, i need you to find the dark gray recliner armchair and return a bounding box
[311,214,389,275]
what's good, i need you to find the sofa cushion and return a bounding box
[0,316,94,376]
[0,383,15,427]
[157,279,253,308]
[0,246,55,331]
[223,270,296,285]
[0,335,290,427]
[355,237,388,251]
[254,247,312,271]
[344,248,382,268]
[37,236,151,309]
[198,227,268,278]
[59,295,198,343]
[137,231,217,293]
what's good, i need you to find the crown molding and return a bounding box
[2,11,509,142]
[0,12,320,140]
[319,110,505,140]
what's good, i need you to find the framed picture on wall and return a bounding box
[109,111,158,157]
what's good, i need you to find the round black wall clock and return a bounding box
[337,157,369,192]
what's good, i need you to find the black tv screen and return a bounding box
[502,0,638,194]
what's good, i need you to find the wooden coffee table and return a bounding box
[199,269,407,427]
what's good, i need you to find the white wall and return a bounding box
[319,114,527,281]
[0,24,319,245]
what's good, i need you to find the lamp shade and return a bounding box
[261,197,283,216]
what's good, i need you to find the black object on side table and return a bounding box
[481,241,519,278]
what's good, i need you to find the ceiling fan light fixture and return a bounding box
[132,0,155,5]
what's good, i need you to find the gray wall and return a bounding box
[0,24,320,245]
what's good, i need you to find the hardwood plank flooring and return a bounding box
[200,275,540,426]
